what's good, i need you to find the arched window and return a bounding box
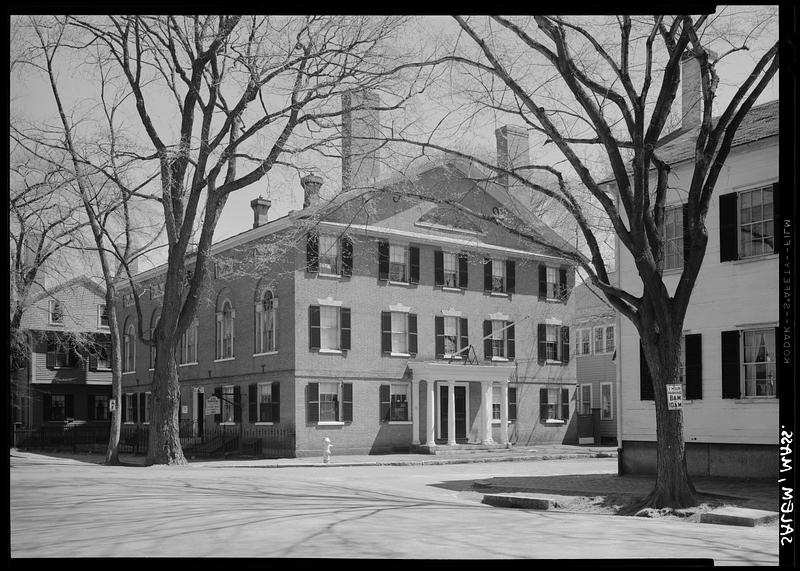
[255,290,278,354]
[216,299,235,360]
[149,312,160,370]
[124,323,136,372]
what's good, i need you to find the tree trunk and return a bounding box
[104,286,122,465]
[146,337,186,466]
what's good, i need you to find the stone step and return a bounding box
[482,494,555,510]
[699,507,778,527]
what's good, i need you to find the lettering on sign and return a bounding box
[205,396,221,415]
[109,399,117,412]
[666,384,683,410]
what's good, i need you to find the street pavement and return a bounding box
[9,448,779,563]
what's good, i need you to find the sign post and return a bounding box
[666,384,683,410]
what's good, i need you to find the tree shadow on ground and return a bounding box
[10,449,144,467]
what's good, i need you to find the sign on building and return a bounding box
[109,399,117,412]
[181,405,188,415]
[205,396,221,415]
[666,384,683,410]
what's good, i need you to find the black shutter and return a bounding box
[409,246,420,284]
[508,387,517,421]
[213,387,222,423]
[539,388,548,420]
[682,202,691,267]
[342,383,353,422]
[721,330,741,399]
[772,182,779,254]
[506,260,515,294]
[561,388,569,421]
[559,268,568,301]
[306,233,319,272]
[271,383,280,423]
[46,344,55,369]
[233,386,241,423]
[340,308,351,351]
[64,394,74,420]
[309,306,320,350]
[458,254,469,288]
[459,318,469,354]
[483,320,492,360]
[685,334,703,400]
[483,258,492,292]
[537,323,546,364]
[435,316,445,359]
[307,383,319,423]
[561,326,570,363]
[139,393,146,423]
[506,322,515,361]
[378,240,389,280]
[640,343,654,400]
[719,193,739,262]
[538,265,547,300]
[248,384,257,423]
[132,393,139,423]
[381,311,392,354]
[341,236,353,277]
[43,394,53,421]
[434,251,444,286]
[408,314,418,356]
[87,395,95,421]
[379,384,390,422]
[120,394,127,423]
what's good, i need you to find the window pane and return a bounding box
[391,312,408,353]
[319,382,339,421]
[319,235,339,274]
[320,306,339,350]
[222,386,235,422]
[390,384,408,421]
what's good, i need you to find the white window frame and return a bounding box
[491,319,509,361]
[604,325,615,353]
[442,252,459,288]
[389,244,410,283]
[390,311,409,355]
[443,315,462,359]
[663,205,684,271]
[318,381,341,423]
[215,300,235,361]
[124,392,135,424]
[90,394,110,421]
[545,324,561,362]
[575,328,591,356]
[96,341,112,371]
[738,185,775,259]
[318,234,341,276]
[545,266,560,300]
[592,325,615,355]
[319,305,341,352]
[542,387,566,422]
[220,384,236,424]
[48,299,64,326]
[388,383,411,423]
[490,258,506,294]
[255,290,278,355]
[600,382,613,420]
[578,384,592,415]
[97,304,109,329]
[256,382,276,424]
[741,328,777,398]
[179,320,199,366]
[48,394,67,422]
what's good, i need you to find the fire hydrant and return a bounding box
[322,437,333,464]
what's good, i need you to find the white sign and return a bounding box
[181,405,188,415]
[109,399,117,412]
[666,384,683,410]
[205,396,221,415]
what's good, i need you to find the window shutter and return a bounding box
[537,323,546,365]
[381,311,392,354]
[271,383,280,423]
[459,318,469,354]
[121,394,127,423]
[506,260,515,294]
[309,306,320,350]
[342,383,353,422]
[458,254,469,288]
[216,312,223,359]
[561,388,570,421]
[87,395,95,421]
[508,387,517,421]
[561,326,570,364]
[341,236,353,277]
[132,393,139,423]
[483,259,492,292]
[721,330,741,399]
[682,203,691,266]
[340,308,351,351]
[434,251,444,286]
[409,246,420,284]
[435,316,445,359]
[506,322,515,361]
[46,344,55,369]
[139,393,146,423]
[483,320,492,360]
[307,383,319,423]
[213,387,222,423]
[233,386,242,423]
[539,388,547,420]
[640,343,654,400]
[379,384,390,422]
[559,268,568,301]
[248,384,257,423]
[685,334,703,400]
[306,233,319,272]
[719,193,739,262]
[408,314,418,356]
[538,265,547,300]
[772,182,779,254]
[43,394,52,421]
[378,240,389,280]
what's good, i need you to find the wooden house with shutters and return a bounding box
[12,276,113,431]
[614,96,780,478]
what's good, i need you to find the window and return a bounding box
[483,258,515,294]
[213,385,241,424]
[380,383,409,422]
[309,304,351,352]
[742,329,777,397]
[540,387,570,422]
[88,395,109,421]
[123,324,135,373]
[664,205,684,270]
[389,245,408,282]
[381,310,418,356]
[436,315,468,359]
[255,291,278,354]
[434,251,469,289]
[124,392,136,423]
[319,234,340,275]
[719,183,777,262]
[91,341,112,371]
[491,386,516,422]
[538,266,567,301]
[250,382,280,423]
[575,328,591,355]
[306,233,353,276]
[537,323,570,364]
[222,385,236,423]
[97,304,109,328]
[306,381,353,424]
[600,383,613,420]
[48,300,64,325]
[149,315,159,370]
[593,325,615,354]
[44,393,73,422]
[216,300,234,360]
[492,321,507,358]
[46,339,77,369]
[578,384,592,415]
[180,321,198,365]
[378,241,419,284]
[483,319,515,361]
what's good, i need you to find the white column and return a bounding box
[447,380,456,446]
[481,381,494,444]
[426,381,436,446]
[500,379,509,445]
[411,379,420,445]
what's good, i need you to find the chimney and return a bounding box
[342,89,381,191]
[250,196,271,228]
[495,125,529,188]
[301,174,323,208]
[681,48,717,130]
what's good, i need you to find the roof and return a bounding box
[31,275,106,304]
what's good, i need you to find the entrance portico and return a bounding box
[409,361,515,448]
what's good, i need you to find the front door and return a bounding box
[195,391,204,438]
[439,385,467,442]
